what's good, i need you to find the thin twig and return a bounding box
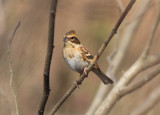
[120,64,160,97]
[129,1,160,114]
[85,83,110,115]
[142,0,160,57]
[49,0,136,114]
[112,0,151,75]
[38,0,58,115]
[115,0,124,13]
[107,29,120,83]
[7,21,21,115]
[130,85,160,115]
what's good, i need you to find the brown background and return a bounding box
[0,0,160,115]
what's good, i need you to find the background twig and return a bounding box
[49,0,136,114]
[130,85,160,115]
[115,0,124,13]
[120,65,160,96]
[7,21,21,115]
[112,0,151,74]
[38,0,58,115]
[142,0,160,57]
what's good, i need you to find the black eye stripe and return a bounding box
[71,37,76,39]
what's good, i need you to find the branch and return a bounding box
[86,0,150,114]
[120,0,160,96]
[7,21,21,115]
[95,1,160,113]
[49,0,136,114]
[129,1,160,114]
[142,0,160,57]
[85,31,120,115]
[38,0,58,115]
[130,85,160,115]
[107,32,120,83]
[115,0,124,13]
[120,64,160,97]
[95,4,160,113]
[112,0,151,75]
[85,83,110,115]
[95,53,160,114]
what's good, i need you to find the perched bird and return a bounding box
[63,30,113,85]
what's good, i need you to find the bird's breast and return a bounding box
[63,47,89,73]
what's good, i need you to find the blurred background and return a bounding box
[0,0,160,115]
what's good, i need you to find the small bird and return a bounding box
[63,30,113,85]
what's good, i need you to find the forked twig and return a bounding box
[120,65,160,96]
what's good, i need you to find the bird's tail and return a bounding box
[92,69,113,85]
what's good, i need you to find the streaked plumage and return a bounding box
[63,30,113,84]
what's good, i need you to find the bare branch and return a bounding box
[120,64,160,97]
[129,1,160,114]
[49,0,136,114]
[142,0,160,57]
[85,30,120,115]
[85,83,110,115]
[107,32,120,83]
[7,21,21,115]
[130,86,160,115]
[85,31,121,115]
[38,0,58,115]
[115,0,124,13]
[112,0,151,75]
[95,53,160,115]
[86,0,151,114]
[120,0,160,96]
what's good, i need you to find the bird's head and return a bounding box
[63,30,80,45]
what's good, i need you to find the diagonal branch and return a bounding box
[107,32,120,83]
[85,0,150,114]
[95,54,160,115]
[142,0,160,57]
[38,0,58,115]
[120,64,160,97]
[115,0,124,13]
[49,0,136,114]
[120,0,160,96]
[7,21,21,115]
[112,0,151,75]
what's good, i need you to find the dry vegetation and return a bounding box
[0,0,160,115]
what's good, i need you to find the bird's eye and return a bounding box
[71,37,75,39]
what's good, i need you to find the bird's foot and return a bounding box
[74,80,81,88]
[83,67,88,77]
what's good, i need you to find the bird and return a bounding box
[63,30,113,85]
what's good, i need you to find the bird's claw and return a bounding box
[83,67,88,77]
[74,80,81,88]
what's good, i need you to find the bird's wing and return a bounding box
[80,45,93,60]
[80,45,100,69]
